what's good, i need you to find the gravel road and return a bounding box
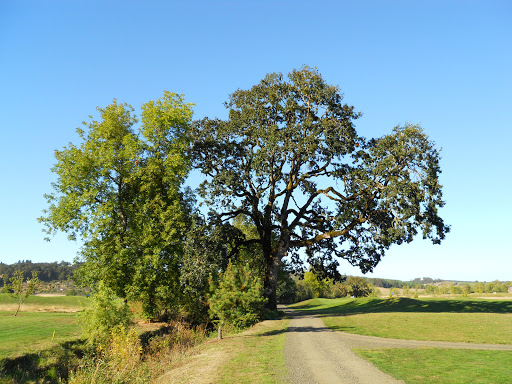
[282,306,512,384]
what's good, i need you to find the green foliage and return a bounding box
[40,92,194,319]
[0,261,76,285]
[303,270,332,298]
[208,261,267,337]
[276,264,298,304]
[79,282,132,348]
[345,276,372,298]
[191,66,449,309]
[2,270,39,316]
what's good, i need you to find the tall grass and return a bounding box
[68,319,207,384]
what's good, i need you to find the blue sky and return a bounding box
[1,1,511,281]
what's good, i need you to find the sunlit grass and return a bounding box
[0,311,81,359]
[0,293,90,313]
[356,348,512,384]
[291,297,512,344]
[218,318,288,383]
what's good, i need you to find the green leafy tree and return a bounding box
[40,92,193,319]
[180,217,245,323]
[474,282,484,293]
[462,284,471,296]
[2,270,39,316]
[303,270,332,298]
[208,261,267,339]
[191,67,449,309]
[345,276,372,298]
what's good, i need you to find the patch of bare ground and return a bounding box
[154,335,235,384]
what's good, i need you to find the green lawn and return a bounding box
[0,311,81,359]
[218,318,288,383]
[291,297,512,344]
[290,297,512,384]
[356,348,512,384]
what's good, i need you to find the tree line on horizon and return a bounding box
[0,260,77,286]
[2,260,509,292]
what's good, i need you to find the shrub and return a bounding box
[79,281,132,348]
[208,261,267,339]
[69,326,149,384]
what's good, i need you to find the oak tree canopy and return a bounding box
[191,67,449,309]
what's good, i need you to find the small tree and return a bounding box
[303,270,332,298]
[79,281,132,348]
[345,276,372,298]
[208,261,267,339]
[3,270,39,316]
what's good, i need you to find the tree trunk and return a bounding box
[263,255,280,310]
[263,235,289,311]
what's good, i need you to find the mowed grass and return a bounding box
[291,297,512,344]
[291,297,512,383]
[0,311,81,359]
[356,348,512,384]
[217,318,288,383]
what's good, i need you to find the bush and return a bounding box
[208,261,267,338]
[79,282,132,348]
[69,327,149,384]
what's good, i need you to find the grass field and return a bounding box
[0,311,81,359]
[356,348,512,384]
[155,317,289,384]
[291,297,512,344]
[292,297,512,384]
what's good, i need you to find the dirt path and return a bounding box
[282,306,512,384]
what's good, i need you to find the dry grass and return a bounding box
[0,293,89,314]
[154,339,232,384]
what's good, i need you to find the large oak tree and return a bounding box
[191,67,449,309]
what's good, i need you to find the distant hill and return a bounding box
[0,260,79,286]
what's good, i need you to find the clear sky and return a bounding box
[1,1,511,282]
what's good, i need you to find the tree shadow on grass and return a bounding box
[0,339,84,384]
[290,297,512,317]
